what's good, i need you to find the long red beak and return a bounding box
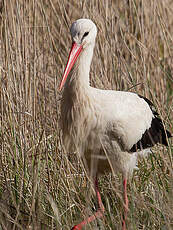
[59,42,83,91]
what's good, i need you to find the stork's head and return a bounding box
[70,19,97,48]
[59,19,97,90]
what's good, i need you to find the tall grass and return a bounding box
[0,0,172,229]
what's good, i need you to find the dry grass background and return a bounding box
[0,0,173,229]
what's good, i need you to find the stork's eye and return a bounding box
[83,32,89,39]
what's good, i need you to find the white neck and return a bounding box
[65,44,94,90]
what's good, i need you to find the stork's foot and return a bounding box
[122,219,127,230]
[71,208,104,230]
[71,177,104,230]
[71,226,81,230]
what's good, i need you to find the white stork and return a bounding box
[59,19,171,230]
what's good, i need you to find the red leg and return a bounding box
[122,178,128,230]
[71,177,105,230]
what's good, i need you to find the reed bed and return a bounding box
[0,0,172,229]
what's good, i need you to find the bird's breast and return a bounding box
[61,90,104,153]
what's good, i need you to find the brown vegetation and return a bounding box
[0,0,172,229]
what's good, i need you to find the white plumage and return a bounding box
[59,19,171,230]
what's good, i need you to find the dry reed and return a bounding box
[0,0,172,229]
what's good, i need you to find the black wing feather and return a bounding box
[130,95,172,152]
